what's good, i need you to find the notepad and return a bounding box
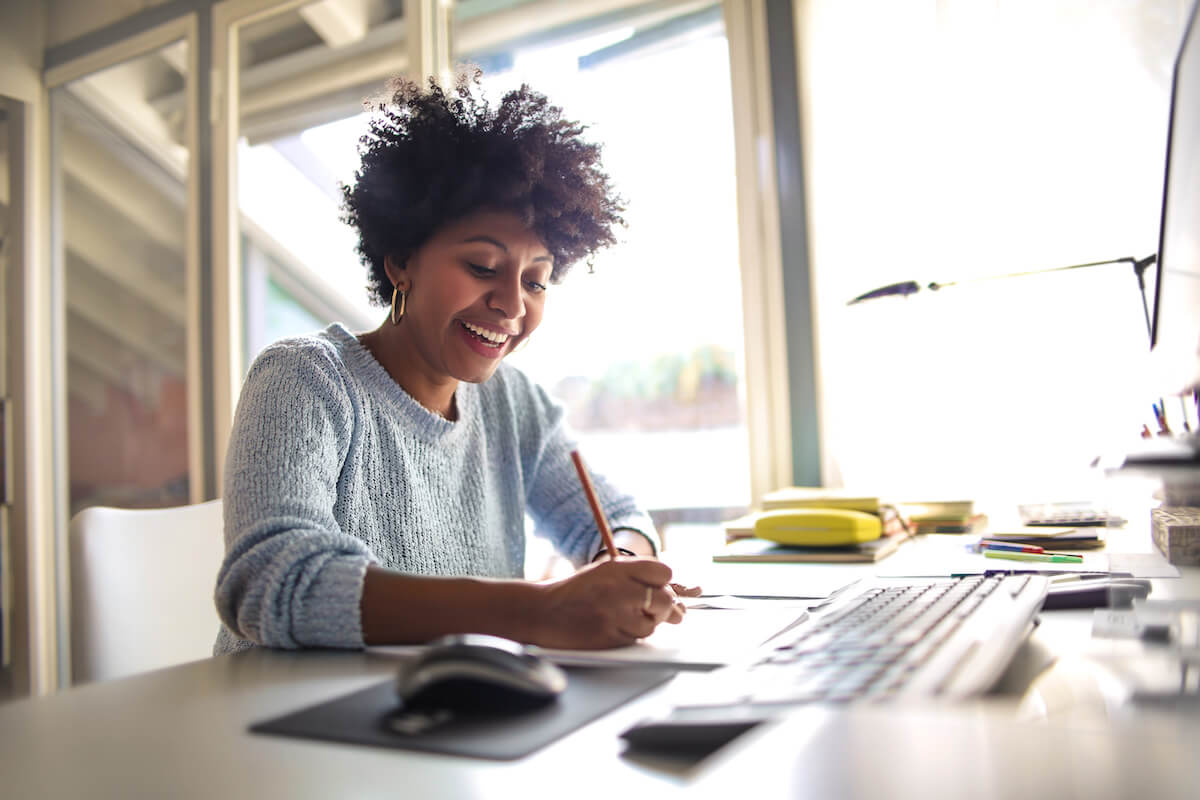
[986,526,1080,538]
[528,605,807,670]
[374,606,811,671]
[875,534,1111,577]
[984,526,1106,550]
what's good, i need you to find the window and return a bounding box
[234,2,393,363]
[452,1,752,518]
[221,0,753,519]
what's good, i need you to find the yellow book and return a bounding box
[761,486,881,514]
[896,500,975,521]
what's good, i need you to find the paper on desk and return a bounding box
[1107,552,1181,579]
[685,595,815,610]
[669,559,873,599]
[528,605,806,670]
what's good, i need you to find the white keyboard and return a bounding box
[621,574,1049,750]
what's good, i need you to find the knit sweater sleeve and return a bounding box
[509,371,661,564]
[215,342,372,650]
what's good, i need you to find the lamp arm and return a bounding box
[848,254,1158,336]
[926,254,1157,345]
[926,255,1149,291]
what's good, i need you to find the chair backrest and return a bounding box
[69,499,225,684]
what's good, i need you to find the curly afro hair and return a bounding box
[341,68,626,306]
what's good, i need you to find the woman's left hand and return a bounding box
[670,582,703,599]
[597,530,704,605]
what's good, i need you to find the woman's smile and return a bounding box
[457,319,516,357]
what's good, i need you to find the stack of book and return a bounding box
[766,488,912,536]
[895,500,986,534]
[761,487,881,513]
[717,487,911,564]
[979,526,1105,551]
[726,487,890,540]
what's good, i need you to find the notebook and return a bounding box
[712,534,907,564]
[983,526,1106,550]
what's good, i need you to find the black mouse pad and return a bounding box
[249,666,676,761]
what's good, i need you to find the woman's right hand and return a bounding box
[531,558,685,649]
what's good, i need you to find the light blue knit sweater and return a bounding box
[213,323,657,653]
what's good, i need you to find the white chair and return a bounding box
[69,499,225,684]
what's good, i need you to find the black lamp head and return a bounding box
[846,280,922,305]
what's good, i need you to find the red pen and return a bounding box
[981,541,1046,554]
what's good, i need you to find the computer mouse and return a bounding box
[395,633,568,714]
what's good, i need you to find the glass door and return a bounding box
[51,37,195,515]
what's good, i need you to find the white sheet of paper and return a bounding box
[528,605,806,670]
[1107,552,1181,578]
[671,559,873,599]
[684,595,815,611]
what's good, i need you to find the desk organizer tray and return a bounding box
[250,665,676,761]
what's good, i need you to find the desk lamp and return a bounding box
[847,252,1187,432]
[847,254,1158,342]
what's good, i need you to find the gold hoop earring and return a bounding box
[390,285,407,324]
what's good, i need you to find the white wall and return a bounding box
[798,0,1187,505]
[0,0,46,102]
[44,0,171,49]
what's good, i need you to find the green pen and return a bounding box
[984,550,1084,564]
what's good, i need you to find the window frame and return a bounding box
[43,13,202,692]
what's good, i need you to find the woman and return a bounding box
[214,71,698,655]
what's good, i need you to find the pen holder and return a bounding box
[1151,506,1200,566]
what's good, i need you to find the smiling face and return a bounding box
[383,209,553,394]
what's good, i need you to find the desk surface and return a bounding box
[4,530,1200,799]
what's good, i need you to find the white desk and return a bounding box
[4,533,1200,799]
